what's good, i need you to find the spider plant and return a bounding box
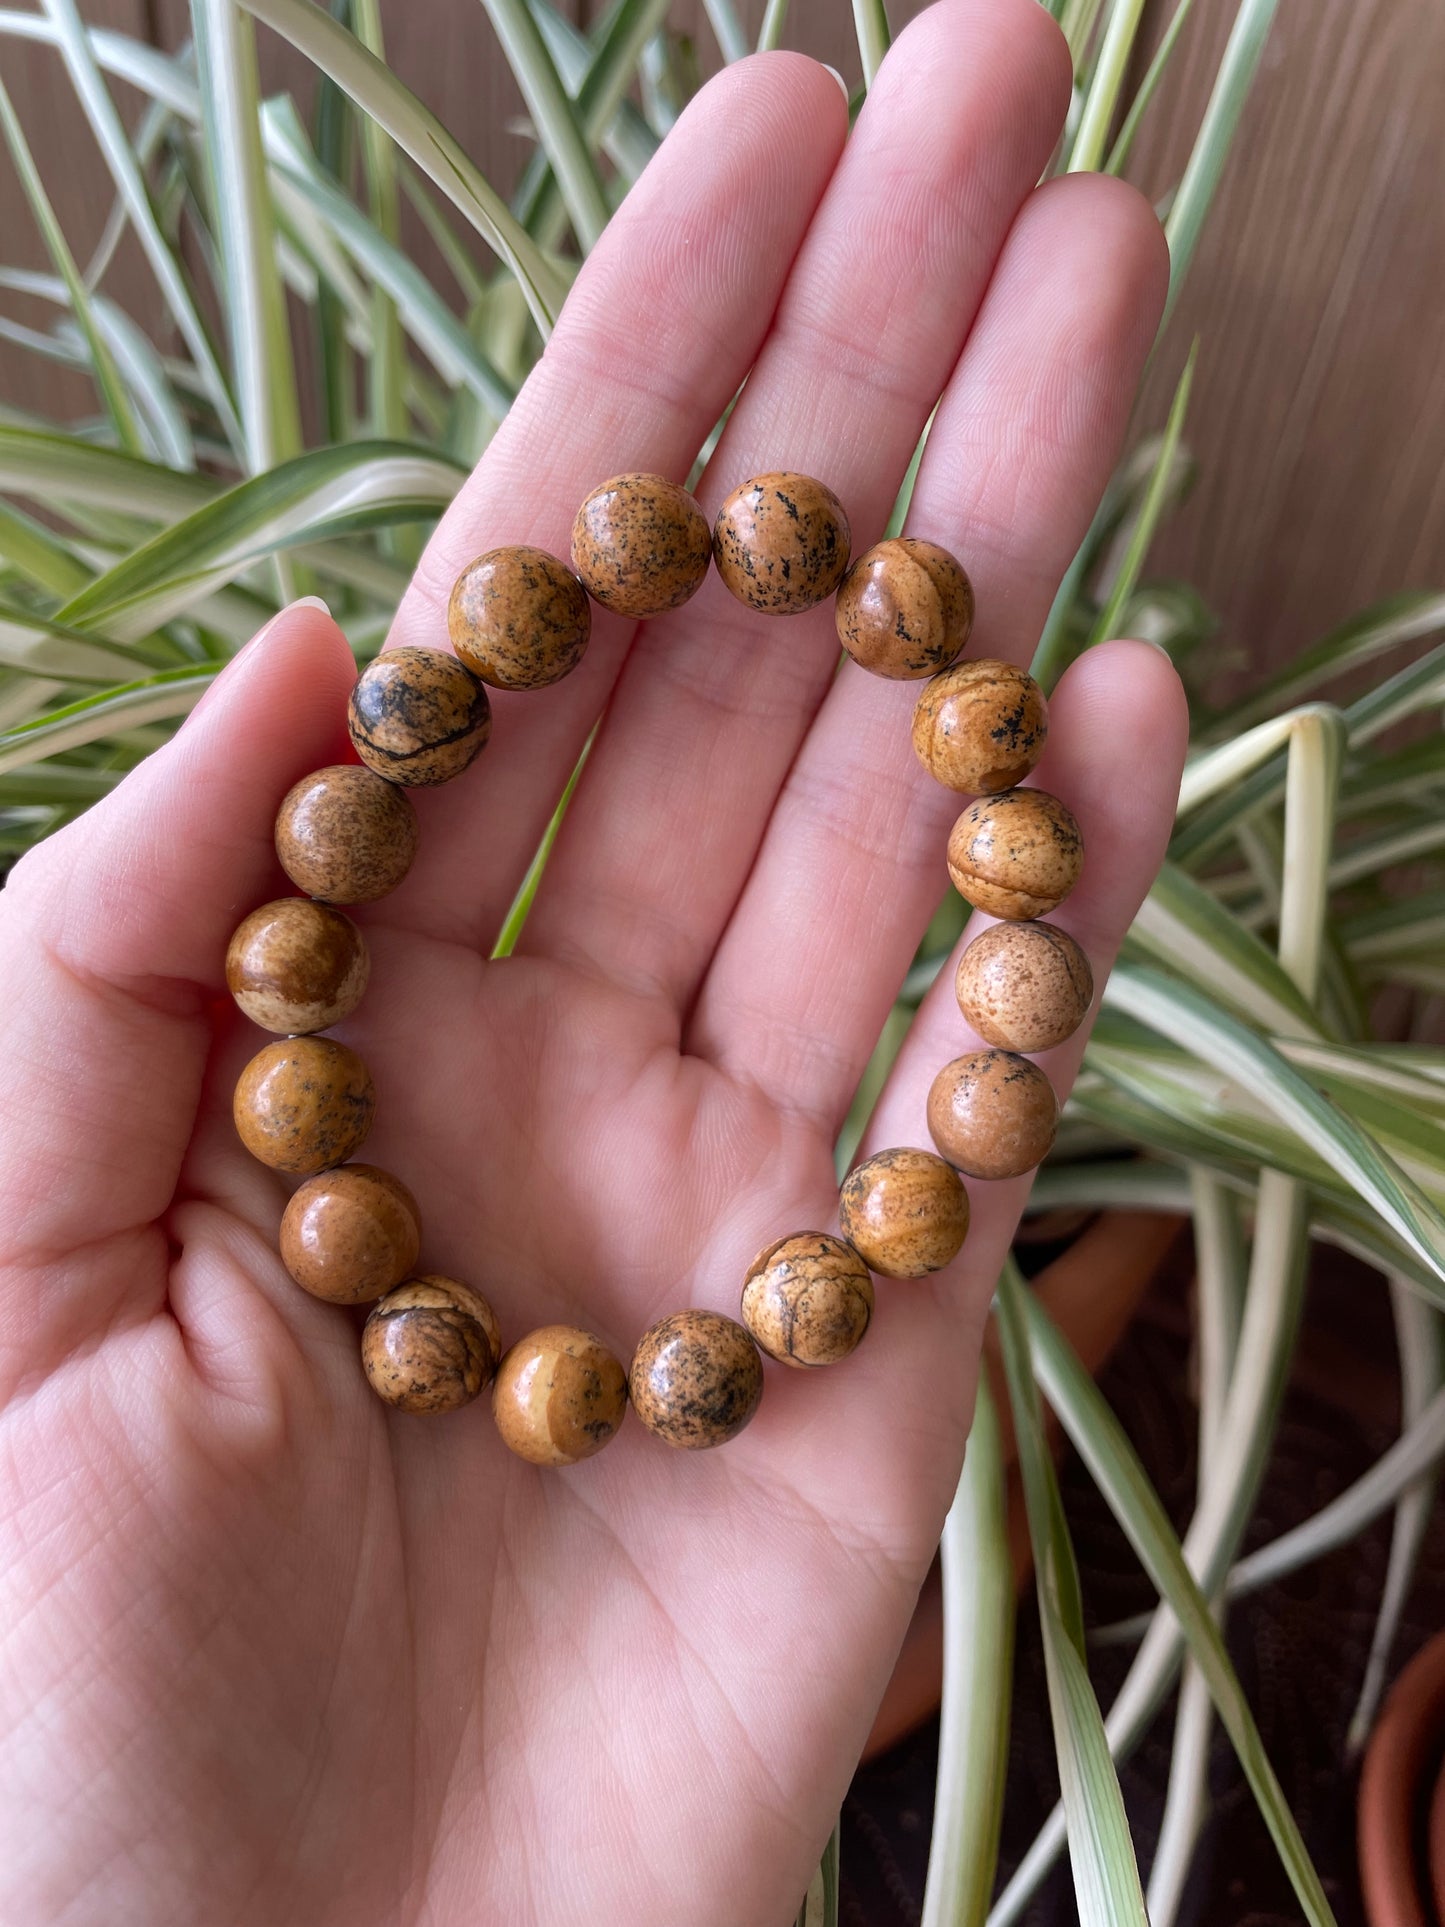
[1,4,1441,1925]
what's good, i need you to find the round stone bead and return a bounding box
[347,645,491,787]
[927,1050,1059,1181]
[629,1309,764,1450]
[912,659,1048,794]
[946,787,1083,920]
[448,545,590,690]
[741,1233,874,1368]
[361,1275,502,1415]
[225,897,369,1035]
[838,1148,971,1279]
[232,1036,375,1175]
[491,1325,629,1466]
[570,473,712,618]
[834,537,974,679]
[712,472,851,614]
[279,1163,421,1304]
[954,921,1094,1054]
[275,765,418,904]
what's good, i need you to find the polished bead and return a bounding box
[492,1324,628,1465]
[834,537,974,679]
[927,1050,1058,1181]
[955,921,1094,1054]
[347,645,491,787]
[741,1233,873,1368]
[275,764,418,905]
[629,1309,763,1450]
[712,471,851,614]
[911,658,1048,794]
[838,1148,971,1279]
[570,473,712,618]
[361,1275,502,1414]
[225,897,368,1036]
[279,1163,420,1304]
[448,545,591,690]
[946,788,1083,920]
[233,1037,375,1175]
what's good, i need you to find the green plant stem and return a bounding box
[921,1375,1014,1927]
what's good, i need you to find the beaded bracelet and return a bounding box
[226,470,1089,1466]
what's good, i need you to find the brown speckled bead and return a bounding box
[946,787,1083,920]
[233,1036,375,1175]
[912,659,1048,794]
[712,472,851,614]
[955,921,1094,1054]
[927,1050,1059,1181]
[834,538,974,679]
[275,765,418,904]
[225,897,369,1036]
[629,1309,763,1450]
[570,473,712,618]
[347,645,491,787]
[838,1148,971,1279]
[361,1275,501,1415]
[279,1163,421,1304]
[740,1233,874,1368]
[492,1325,628,1465]
[447,545,591,690]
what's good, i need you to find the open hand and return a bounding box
[0,6,1187,1922]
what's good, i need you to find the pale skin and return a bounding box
[0,5,1190,1923]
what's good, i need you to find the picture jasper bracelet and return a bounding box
[226,470,1089,1466]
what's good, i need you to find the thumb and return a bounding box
[0,602,356,1362]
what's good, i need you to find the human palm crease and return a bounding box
[0,5,1189,1924]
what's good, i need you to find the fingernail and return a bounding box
[190,598,336,720]
[822,63,849,100]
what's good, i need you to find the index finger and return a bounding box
[383,54,849,951]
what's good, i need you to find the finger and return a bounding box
[380,54,848,952]
[0,604,356,1372]
[518,0,1073,1004]
[729,640,1189,1539]
[691,172,1169,1121]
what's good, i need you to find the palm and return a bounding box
[0,11,1188,1926]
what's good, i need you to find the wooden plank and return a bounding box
[1126,0,1445,680]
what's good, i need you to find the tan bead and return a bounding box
[838,1148,971,1279]
[912,659,1048,794]
[927,1050,1058,1181]
[570,473,712,619]
[712,471,851,614]
[954,921,1094,1054]
[233,1037,375,1175]
[834,538,974,679]
[361,1275,501,1415]
[740,1233,874,1368]
[279,1164,421,1304]
[629,1310,763,1450]
[946,788,1083,920]
[448,545,590,690]
[275,765,418,905]
[491,1325,628,1465]
[347,645,491,787]
[225,898,368,1036]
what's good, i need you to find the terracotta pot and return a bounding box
[862,1208,1184,1761]
[1429,1757,1445,1924]
[1358,1628,1445,1927]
